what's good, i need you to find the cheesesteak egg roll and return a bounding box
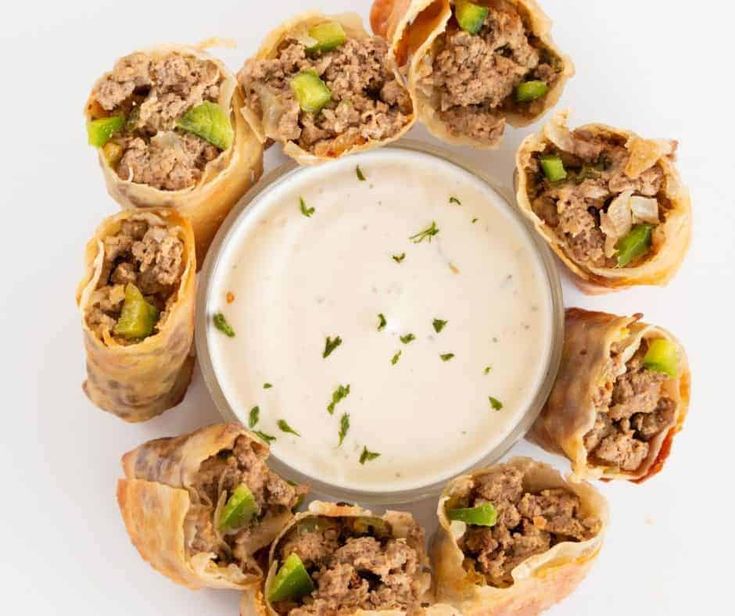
[432,458,606,615]
[85,44,264,261]
[77,209,195,422]
[371,0,573,147]
[516,111,691,292]
[118,424,308,590]
[529,309,690,482]
[240,501,431,615]
[238,12,415,164]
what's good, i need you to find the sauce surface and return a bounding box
[208,149,553,493]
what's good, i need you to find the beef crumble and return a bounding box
[453,466,599,588]
[238,35,412,155]
[89,51,225,190]
[85,218,184,343]
[584,340,676,472]
[424,1,562,142]
[272,515,425,615]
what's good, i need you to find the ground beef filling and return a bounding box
[527,130,667,268]
[426,3,561,141]
[455,466,599,588]
[188,436,306,567]
[273,517,424,616]
[584,340,676,472]
[90,52,225,190]
[85,219,184,343]
[239,37,412,154]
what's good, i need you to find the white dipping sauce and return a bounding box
[207,149,553,494]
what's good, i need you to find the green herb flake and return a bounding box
[327,384,351,415]
[392,252,406,263]
[449,196,462,205]
[263,383,272,389]
[484,366,492,375]
[277,419,301,436]
[391,350,402,365]
[472,218,479,224]
[377,313,387,331]
[299,196,315,217]
[248,406,260,428]
[400,333,416,344]
[433,319,448,333]
[323,335,343,358]
[213,312,235,337]
[338,413,350,446]
[356,165,366,181]
[488,396,503,411]
[359,446,381,464]
[440,353,455,362]
[409,221,440,243]
[254,430,276,444]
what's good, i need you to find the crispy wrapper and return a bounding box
[85,44,264,262]
[76,208,195,422]
[529,308,690,482]
[240,501,432,616]
[118,423,296,590]
[371,0,574,148]
[239,12,416,164]
[516,111,692,292]
[431,457,607,615]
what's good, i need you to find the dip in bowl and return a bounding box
[197,143,563,503]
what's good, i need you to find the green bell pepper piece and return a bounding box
[616,223,653,267]
[290,71,332,113]
[218,484,259,532]
[113,284,159,340]
[307,21,347,53]
[455,1,489,35]
[87,115,125,147]
[540,154,567,182]
[268,553,315,603]
[643,339,678,377]
[177,101,234,150]
[446,503,497,527]
[515,80,549,103]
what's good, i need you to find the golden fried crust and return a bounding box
[431,458,607,615]
[372,0,574,148]
[76,208,196,422]
[515,111,692,293]
[528,308,691,482]
[85,44,263,263]
[238,12,416,165]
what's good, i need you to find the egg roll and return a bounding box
[529,308,690,482]
[237,12,415,164]
[117,423,308,590]
[432,458,606,615]
[76,208,195,422]
[85,44,264,262]
[371,0,573,148]
[240,501,431,615]
[515,111,691,292]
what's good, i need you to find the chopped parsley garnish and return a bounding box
[248,406,260,428]
[488,396,503,411]
[277,419,301,436]
[263,383,272,389]
[409,221,439,243]
[254,430,276,444]
[400,333,416,344]
[213,312,235,337]
[449,196,462,205]
[440,353,455,362]
[391,350,402,365]
[327,384,351,415]
[299,196,315,217]
[433,319,448,333]
[472,218,479,224]
[377,313,387,331]
[484,366,492,375]
[338,413,350,446]
[359,446,381,464]
[392,252,406,263]
[323,335,343,358]
[356,165,366,181]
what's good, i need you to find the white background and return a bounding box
[1,1,733,614]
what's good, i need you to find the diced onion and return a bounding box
[630,196,660,224]
[600,191,633,257]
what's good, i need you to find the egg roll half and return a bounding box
[240,501,431,616]
[117,424,308,590]
[238,12,415,164]
[432,458,606,615]
[77,208,195,422]
[371,0,573,148]
[85,44,263,262]
[528,308,690,482]
[516,111,691,292]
